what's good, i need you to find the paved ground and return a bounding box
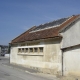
[0,56,79,80]
[0,56,59,80]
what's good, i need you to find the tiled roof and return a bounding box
[11,15,80,44]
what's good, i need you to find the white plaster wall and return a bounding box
[10,42,45,66]
[10,39,62,75]
[61,19,80,48]
[63,46,80,76]
[43,39,62,74]
[10,47,18,63]
[5,54,10,58]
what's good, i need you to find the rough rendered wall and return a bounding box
[63,45,80,76]
[61,18,80,49]
[10,47,18,63]
[10,39,62,75]
[10,42,45,68]
[43,39,62,75]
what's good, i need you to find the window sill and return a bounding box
[17,53,44,56]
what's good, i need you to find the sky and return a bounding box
[0,0,80,45]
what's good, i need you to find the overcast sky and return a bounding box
[0,0,80,45]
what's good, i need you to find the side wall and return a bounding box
[61,18,80,48]
[61,18,80,76]
[63,45,80,76]
[10,38,62,75]
[43,39,62,75]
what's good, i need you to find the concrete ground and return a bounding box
[0,56,80,80]
[0,57,59,80]
[6,64,58,80]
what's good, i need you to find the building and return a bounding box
[0,45,8,54]
[0,45,8,56]
[0,45,1,53]
[10,14,80,76]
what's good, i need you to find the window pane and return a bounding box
[29,48,33,52]
[18,48,21,53]
[39,47,43,52]
[22,48,24,52]
[34,48,38,52]
[25,48,28,52]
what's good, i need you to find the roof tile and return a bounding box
[11,15,80,44]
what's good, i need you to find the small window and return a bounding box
[25,48,28,53]
[22,48,24,52]
[18,48,21,53]
[34,48,38,52]
[39,47,43,52]
[29,48,33,52]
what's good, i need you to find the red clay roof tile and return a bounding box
[11,15,80,44]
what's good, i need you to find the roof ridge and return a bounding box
[58,14,80,32]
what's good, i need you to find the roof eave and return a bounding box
[11,36,62,44]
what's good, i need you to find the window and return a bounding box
[22,48,24,52]
[29,48,33,52]
[18,48,21,53]
[25,48,28,53]
[18,47,44,54]
[34,48,38,52]
[39,47,43,52]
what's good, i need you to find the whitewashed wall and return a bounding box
[10,38,62,75]
[63,45,80,76]
[61,18,80,49]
